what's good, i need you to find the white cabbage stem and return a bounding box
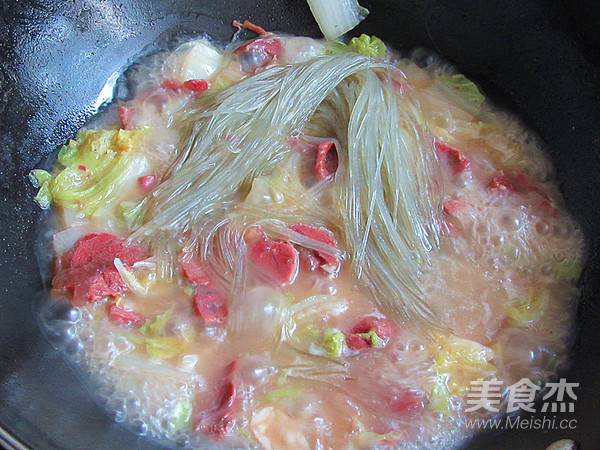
[307,0,369,40]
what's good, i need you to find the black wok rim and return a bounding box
[1,1,599,449]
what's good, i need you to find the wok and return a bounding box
[1,0,599,448]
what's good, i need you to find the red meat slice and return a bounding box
[53,264,104,306]
[488,172,557,216]
[245,38,281,55]
[87,268,128,303]
[235,38,282,72]
[351,316,394,340]
[137,175,157,191]
[60,266,128,305]
[179,252,211,286]
[107,302,145,327]
[297,247,322,272]
[442,199,466,215]
[117,245,149,266]
[178,250,229,324]
[346,334,372,351]
[346,316,394,351]
[69,233,121,268]
[53,233,148,306]
[289,224,340,274]
[118,102,136,129]
[195,361,239,438]
[315,141,338,181]
[63,232,149,267]
[61,233,112,268]
[194,289,228,324]
[236,38,281,59]
[161,78,211,93]
[183,79,209,92]
[248,236,299,287]
[488,175,513,193]
[88,274,113,303]
[488,172,533,194]
[71,281,94,307]
[388,390,426,416]
[160,79,184,91]
[435,141,471,174]
[102,268,129,293]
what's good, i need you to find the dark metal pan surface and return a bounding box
[1,1,599,448]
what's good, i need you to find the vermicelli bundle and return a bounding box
[134,53,443,326]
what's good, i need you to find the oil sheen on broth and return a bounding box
[33,30,585,449]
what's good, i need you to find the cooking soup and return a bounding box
[31,28,584,449]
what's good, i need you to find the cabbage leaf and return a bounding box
[322,328,346,358]
[348,34,386,60]
[145,336,187,360]
[356,431,403,447]
[29,169,53,209]
[357,330,384,347]
[265,387,303,401]
[140,308,191,359]
[119,201,145,230]
[169,398,193,432]
[432,335,496,395]
[439,74,485,105]
[34,129,150,217]
[140,308,173,337]
[506,287,548,325]
[428,375,454,417]
[555,260,582,282]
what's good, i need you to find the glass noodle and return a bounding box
[130,53,444,330]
